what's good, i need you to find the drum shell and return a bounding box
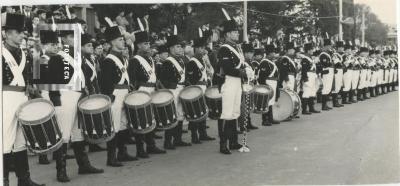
[124,91,156,134]
[17,98,63,155]
[151,89,178,130]
[272,89,301,121]
[78,94,115,144]
[253,84,273,114]
[179,86,208,122]
[204,86,222,120]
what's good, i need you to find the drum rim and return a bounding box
[84,132,115,144]
[205,85,222,99]
[242,83,255,93]
[124,90,152,108]
[253,84,274,96]
[179,85,204,101]
[128,120,157,134]
[150,89,174,106]
[16,98,55,125]
[78,94,112,114]
[156,120,178,130]
[27,137,63,155]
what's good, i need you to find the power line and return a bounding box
[219,2,340,19]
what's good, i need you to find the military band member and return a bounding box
[258,43,281,126]
[381,50,391,94]
[300,42,321,114]
[341,41,354,104]
[216,19,247,154]
[185,35,216,143]
[319,39,334,110]
[375,49,384,96]
[159,29,192,150]
[331,41,344,107]
[251,47,264,81]
[128,29,166,157]
[358,47,370,100]
[368,49,378,97]
[241,43,258,130]
[388,50,397,92]
[100,25,136,167]
[390,50,398,91]
[277,41,297,91]
[2,13,45,186]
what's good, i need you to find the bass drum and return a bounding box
[272,89,301,121]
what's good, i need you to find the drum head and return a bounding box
[254,85,271,94]
[242,84,254,92]
[18,99,53,123]
[151,90,174,104]
[272,90,293,121]
[79,95,110,110]
[179,86,202,100]
[205,87,221,99]
[125,91,151,106]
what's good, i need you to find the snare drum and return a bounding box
[253,84,274,113]
[78,94,114,144]
[151,89,178,130]
[179,86,208,122]
[16,98,63,154]
[272,89,301,121]
[124,91,156,134]
[204,86,222,120]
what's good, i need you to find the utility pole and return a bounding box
[361,6,365,46]
[339,0,343,40]
[243,0,248,43]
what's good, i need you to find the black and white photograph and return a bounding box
[1,0,399,186]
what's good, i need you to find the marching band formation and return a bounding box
[2,8,398,186]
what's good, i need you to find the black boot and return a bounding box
[89,144,106,152]
[268,106,280,124]
[198,121,215,141]
[392,82,397,91]
[72,141,104,174]
[14,150,45,186]
[218,120,231,155]
[363,88,369,99]
[369,87,375,97]
[229,120,242,150]
[38,154,50,165]
[357,89,364,101]
[164,129,175,150]
[116,131,138,162]
[341,91,350,104]
[332,93,344,107]
[4,153,11,186]
[316,92,322,103]
[173,121,191,147]
[106,137,123,167]
[261,113,271,126]
[309,97,321,113]
[135,134,149,158]
[54,144,70,182]
[381,85,386,94]
[387,84,391,92]
[349,90,356,103]
[375,86,380,96]
[301,98,312,115]
[322,95,331,110]
[189,122,201,144]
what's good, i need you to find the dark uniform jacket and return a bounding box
[258,58,280,101]
[186,55,207,85]
[159,55,186,89]
[300,55,314,82]
[319,51,333,75]
[82,54,100,94]
[276,55,296,88]
[100,50,129,102]
[128,54,156,90]
[217,43,245,78]
[2,43,32,87]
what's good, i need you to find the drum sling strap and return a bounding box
[106,54,130,85]
[58,50,86,88]
[221,44,244,69]
[167,56,185,83]
[190,57,208,82]
[2,46,26,86]
[134,55,157,83]
[84,58,97,82]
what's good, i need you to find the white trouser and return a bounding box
[377,70,383,85]
[322,68,334,95]
[302,72,317,98]
[384,70,390,84]
[343,70,353,91]
[394,69,398,83]
[169,84,184,121]
[112,89,129,132]
[282,74,295,91]
[55,91,83,142]
[389,69,394,83]
[3,91,28,153]
[366,69,371,87]
[351,70,360,90]
[358,69,367,89]
[220,75,242,120]
[332,69,343,93]
[370,71,377,87]
[266,80,277,106]
[315,77,322,95]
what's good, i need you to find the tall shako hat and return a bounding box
[264,37,276,54]
[104,17,123,42]
[166,25,182,48]
[2,13,25,31]
[286,34,295,50]
[323,32,332,46]
[134,17,149,44]
[40,15,59,44]
[220,8,238,35]
[193,27,207,48]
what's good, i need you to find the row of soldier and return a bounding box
[2,11,398,186]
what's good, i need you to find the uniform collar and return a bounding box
[4,41,20,53]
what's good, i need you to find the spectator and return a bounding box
[115,11,129,30]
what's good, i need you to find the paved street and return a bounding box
[9,91,399,186]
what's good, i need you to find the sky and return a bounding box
[354,0,397,26]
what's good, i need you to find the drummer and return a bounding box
[185,30,216,144]
[319,38,335,110]
[242,43,258,130]
[216,18,247,155]
[100,24,136,167]
[300,42,321,114]
[340,41,354,104]
[276,38,297,92]
[258,42,280,126]
[128,21,166,158]
[2,13,45,186]
[159,25,192,149]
